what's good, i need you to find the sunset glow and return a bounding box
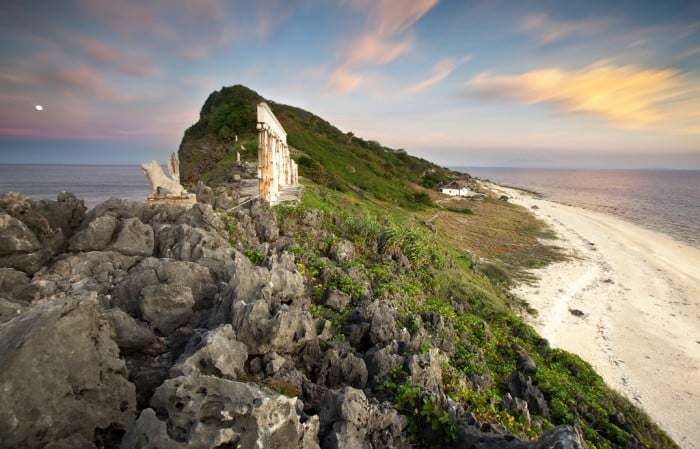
[0,1,698,167]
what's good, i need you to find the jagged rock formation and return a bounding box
[0,191,591,449]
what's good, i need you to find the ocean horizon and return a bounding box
[457,166,700,249]
[1,164,697,249]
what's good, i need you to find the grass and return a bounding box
[271,183,679,449]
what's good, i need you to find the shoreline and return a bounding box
[484,182,700,449]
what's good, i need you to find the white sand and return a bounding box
[486,182,700,449]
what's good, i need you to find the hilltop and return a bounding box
[178,85,460,207]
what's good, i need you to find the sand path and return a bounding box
[486,182,700,449]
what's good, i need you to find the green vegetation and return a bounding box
[271,186,677,449]
[188,84,678,449]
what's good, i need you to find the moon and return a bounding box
[35,105,44,111]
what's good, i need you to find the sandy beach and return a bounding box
[485,182,700,449]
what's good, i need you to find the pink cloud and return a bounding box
[345,0,438,36]
[61,31,161,78]
[407,55,471,92]
[328,68,364,93]
[328,0,438,93]
[343,33,414,66]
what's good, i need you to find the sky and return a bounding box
[1,0,699,169]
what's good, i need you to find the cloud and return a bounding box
[468,62,700,133]
[343,33,414,66]
[345,0,438,36]
[520,12,613,45]
[61,31,161,78]
[328,68,364,93]
[328,0,438,93]
[36,64,137,104]
[408,55,471,92]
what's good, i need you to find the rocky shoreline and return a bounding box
[1,189,588,448]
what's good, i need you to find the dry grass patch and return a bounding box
[432,194,567,282]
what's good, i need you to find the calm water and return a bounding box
[456,167,700,249]
[0,165,150,209]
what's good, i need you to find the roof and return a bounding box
[441,180,471,189]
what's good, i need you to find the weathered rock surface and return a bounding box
[122,375,319,449]
[0,291,135,448]
[0,190,601,449]
[318,387,408,449]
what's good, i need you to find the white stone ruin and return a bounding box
[256,102,299,205]
[141,152,196,206]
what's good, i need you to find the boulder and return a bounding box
[0,267,38,304]
[0,291,135,448]
[317,345,368,389]
[323,287,352,312]
[367,301,401,346]
[365,341,404,387]
[170,325,248,380]
[123,375,319,449]
[328,239,355,263]
[229,300,318,355]
[36,251,137,297]
[457,423,588,448]
[0,212,44,273]
[103,308,156,351]
[318,387,407,449]
[109,217,154,257]
[407,347,445,394]
[68,215,118,252]
[0,192,85,273]
[505,373,550,419]
[112,257,215,317]
[35,191,86,238]
[0,297,27,324]
[141,284,195,335]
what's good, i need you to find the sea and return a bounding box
[455,167,700,249]
[0,165,150,210]
[1,164,698,249]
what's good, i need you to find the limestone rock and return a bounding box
[367,301,400,346]
[170,324,248,380]
[0,297,27,324]
[323,287,351,312]
[36,251,137,297]
[229,300,318,355]
[0,291,135,448]
[365,341,404,387]
[457,423,588,448]
[110,217,154,256]
[0,212,44,273]
[407,347,444,394]
[318,387,407,449]
[68,215,118,252]
[103,308,156,351]
[0,267,38,304]
[329,239,355,263]
[317,345,368,389]
[505,373,550,419]
[112,257,215,317]
[131,375,318,449]
[141,284,195,335]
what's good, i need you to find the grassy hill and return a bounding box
[178,85,459,207]
[178,85,679,449]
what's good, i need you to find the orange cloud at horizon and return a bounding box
[468,62,699,134]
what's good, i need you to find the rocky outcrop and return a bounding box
[0,191,595,449]
[0,291,135,448]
